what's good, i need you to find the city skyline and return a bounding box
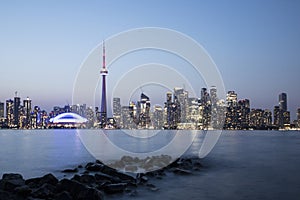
[1,1,300,119]
[0,87,299,130]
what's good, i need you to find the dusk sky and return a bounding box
[0,0,299,119]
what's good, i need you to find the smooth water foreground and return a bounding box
[0,130,300,199]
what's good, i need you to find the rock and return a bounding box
[173,168,192,175]
[0,190,11,200]
[99,165,136,183]
[14,185,32,196]
[26,173,58,188]
[85,163,104,172]
[0,173,25,192]
[62,168,78,173]
[110,160,125,169]
[168,158,180,169]
[72,174,96,186]
[94,173,117,183]
[133,157,140,163]
[129,190,138,196]
[77,187,104,200]
[40,173,59,186]
[71,174,81,182]
[146,183,159,191]
[25,177,41,188]
[82,170,89,175]
[124,165,138,172]
[121,156,134,164]
[80,174,96,184]
[149,186,159,192]
[54,191,73,200]
[140,175,148,183]
[95,160,104,165]
[78,165,83,169]
[31,183,56,199]
[103,183,127,194]
[56,179,87,198]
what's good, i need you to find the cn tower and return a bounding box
[100,42,108,128]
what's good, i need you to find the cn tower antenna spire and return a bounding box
[102,40,106,69]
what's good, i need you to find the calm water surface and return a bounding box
[0,130,299,200]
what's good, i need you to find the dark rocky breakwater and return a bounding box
[0,155,203,200]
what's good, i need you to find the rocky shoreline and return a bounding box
[0,156,203,200]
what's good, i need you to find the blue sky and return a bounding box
[0,0,299,119]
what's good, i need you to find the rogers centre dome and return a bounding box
[49,113,88,128]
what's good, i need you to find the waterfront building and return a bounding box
[121,106,134,129]
[23,97,32,128]
[273,106,281,128]
[85,106,95,128]
[237,99,250,129]
[283,111,290,128]
[71,104,80,115]
[164,91,180,129]
[152,105,163,129]
[187,97,199,125]
[113,97,121,128]
[210,86,219,129]
[297,108,300,128]
[174,87,188,123]
[263,109,272,127]
[200,88,211,129]
[14,94,21,128]
[138,93,151,128]
[0,102,5,127]
[225,91,238,129]
[274,93,290,129]
[6,99,14,128]
[279,93,287,111]
[0,102,4,118]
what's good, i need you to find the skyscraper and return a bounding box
[277,92,289,128]
[152,105,163,129]
[273,106,281,128]
[0,102,4,127]
[100,42,108,128]
[6,99,14,128]
[279,93,287,111]
[164,91,180,129]
[226,91,238,129]
[210,86,217,104]
[174,87,188,123]
[113,97,121,128]
[237,99,250,129]
[138,93,151,128]
[0,102,4,118]
[14,93,21,128]
[23,97,32,127]
[297,108,300,128]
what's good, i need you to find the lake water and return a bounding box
[0,130,299,199]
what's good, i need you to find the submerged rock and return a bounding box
[62,168,78,173]
[173,168,192,175]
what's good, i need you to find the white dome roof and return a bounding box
[49,113,88,123]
